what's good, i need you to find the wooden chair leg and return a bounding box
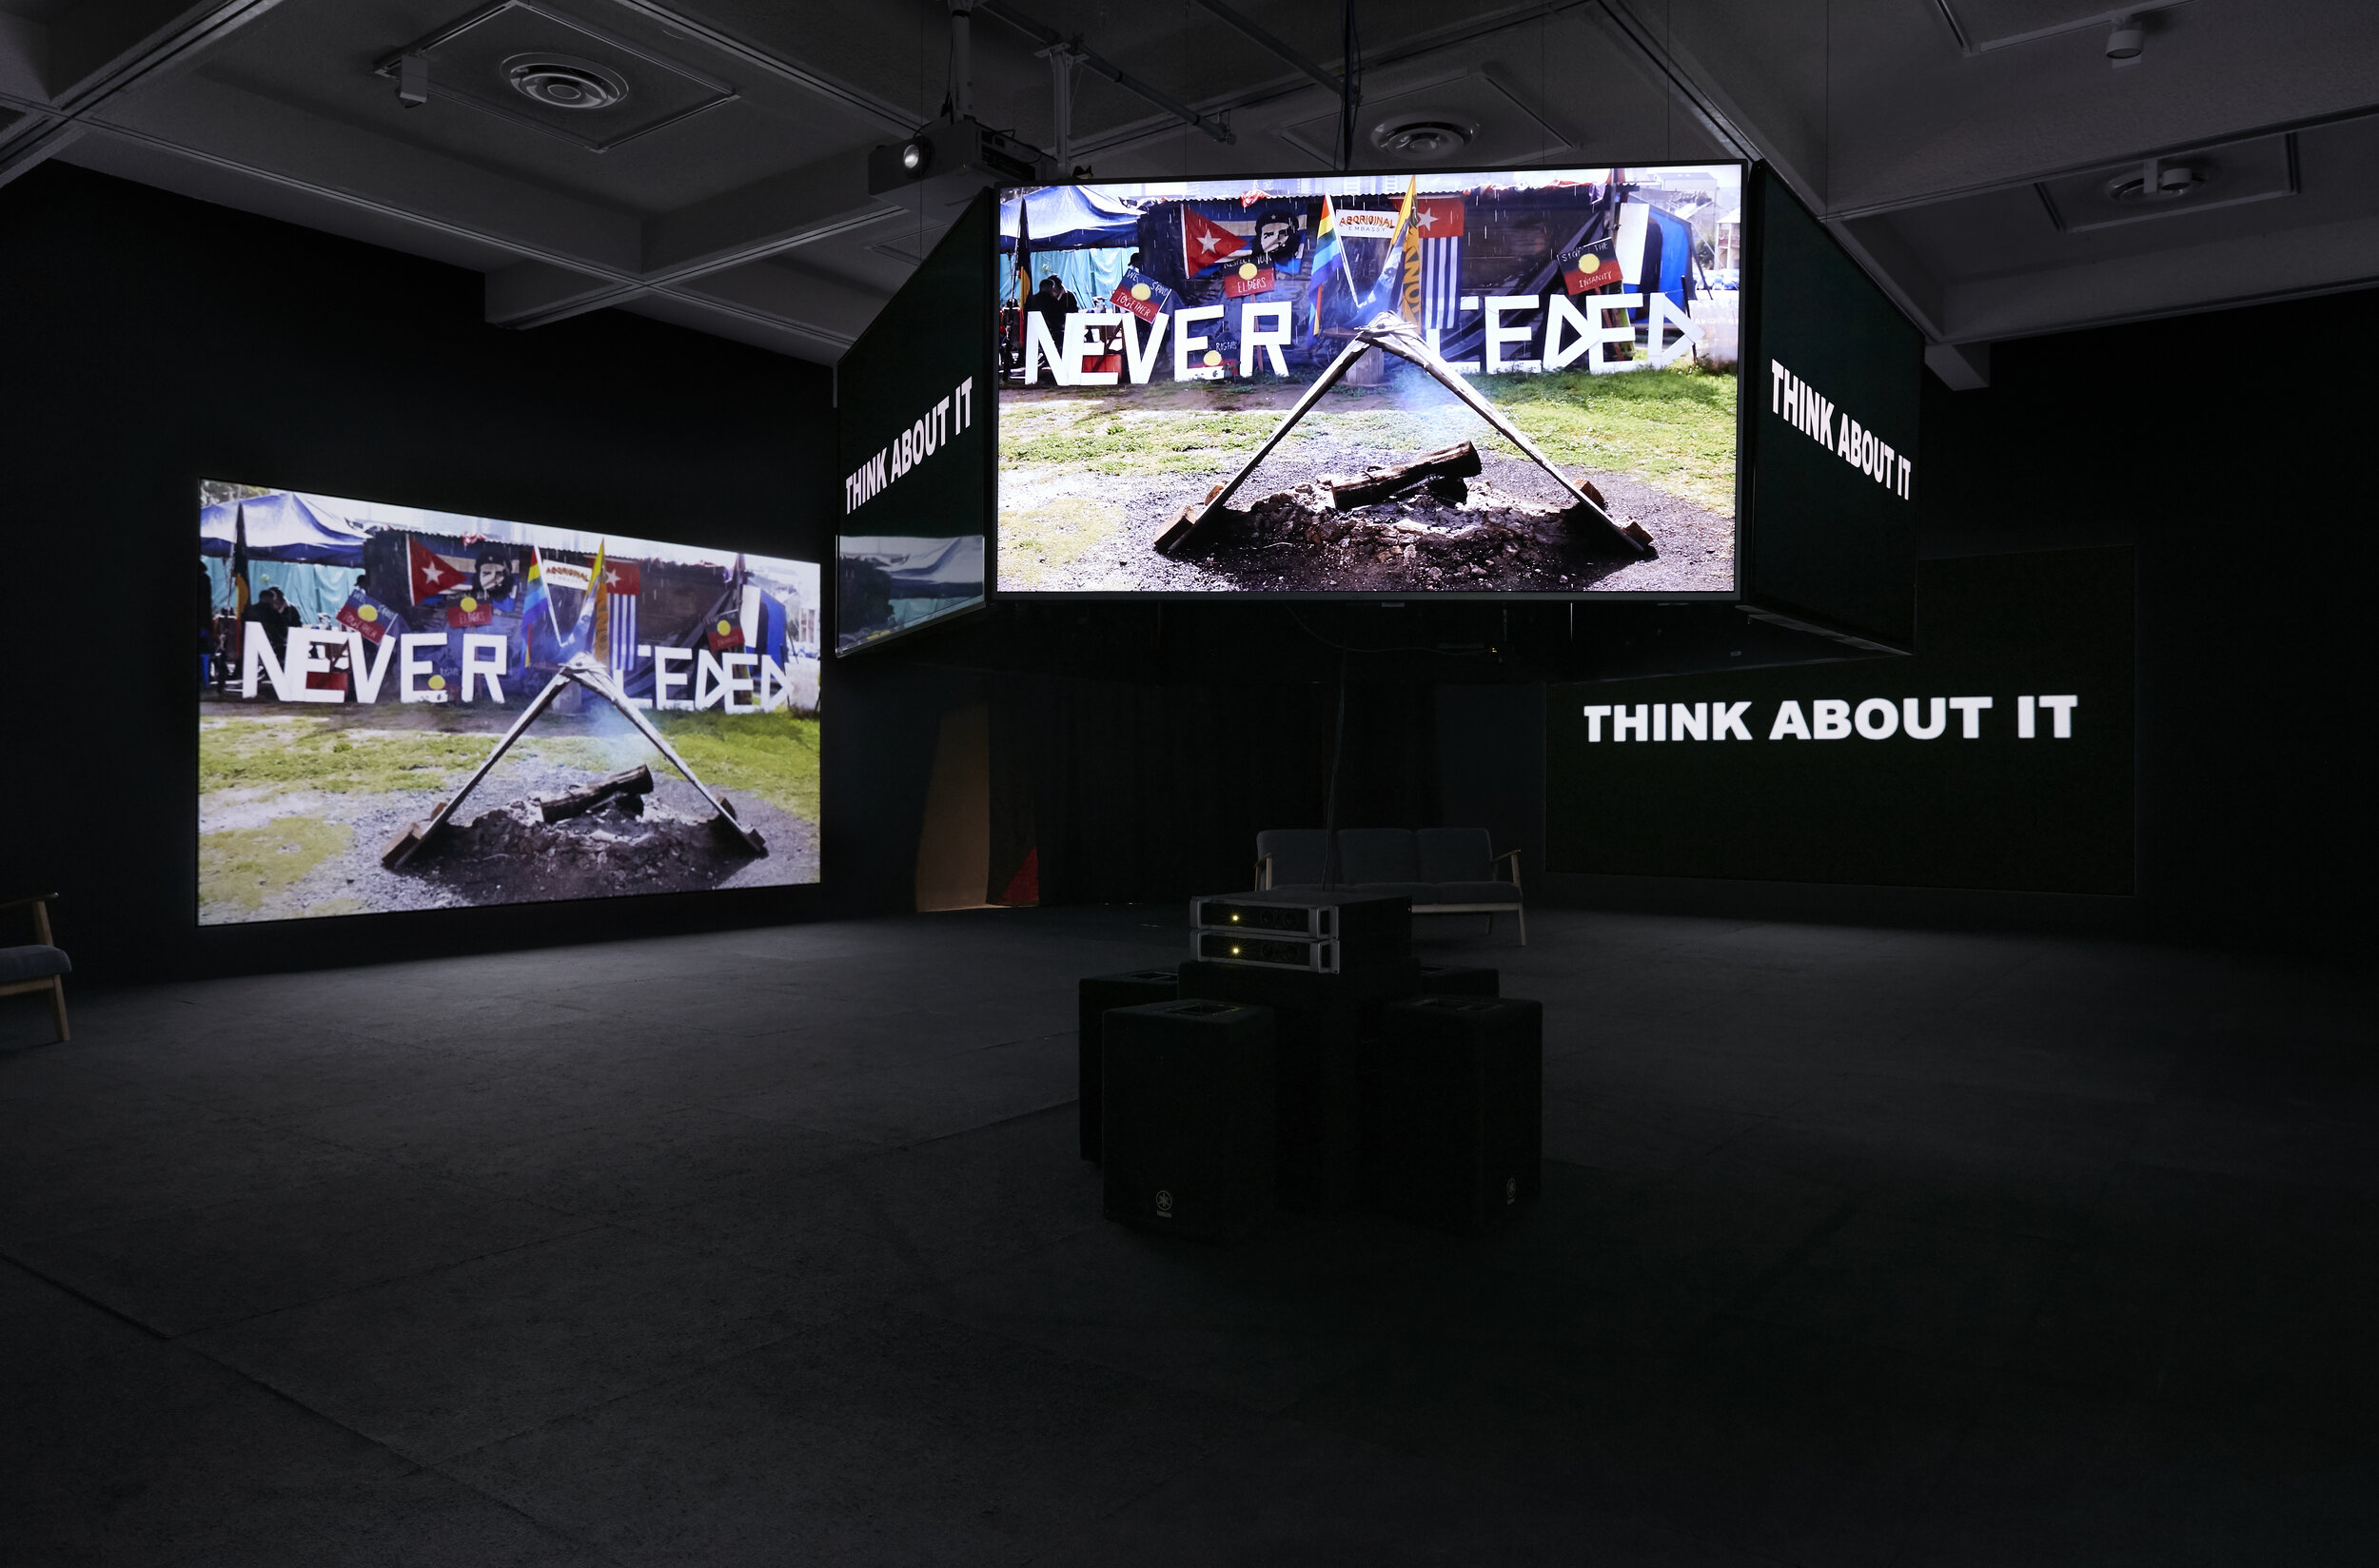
[1517,907,1527,947]
[48,977,68,1043]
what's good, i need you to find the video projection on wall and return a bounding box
[198,482,821,925]
[994,165,1743,597]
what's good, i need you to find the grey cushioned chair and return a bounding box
[0,892,70,1043]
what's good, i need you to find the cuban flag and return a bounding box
[1180,207,1252,276]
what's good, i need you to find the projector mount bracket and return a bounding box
[1154,312,1655,559]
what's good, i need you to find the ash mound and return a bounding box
[406,794,755,903]
[1190,476,1648,593]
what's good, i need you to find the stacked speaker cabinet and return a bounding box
[1178,954,1422,1212]
[1377,995,1543,1235]
[1415,963,1499,998]
[1075,968,1181,1162]
[1101,1000,1277,1242]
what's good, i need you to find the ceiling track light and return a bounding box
[2106,16,2145,67]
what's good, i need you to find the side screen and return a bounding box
[836,191,995,654]
[1546,547,2133,894]
[993,166,1744,598]
[198,481,822,925]
[1740,166,1921,648]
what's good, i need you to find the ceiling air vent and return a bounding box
[1370,117,1476,162]
[506,55,628,111]
[376,1,734,153]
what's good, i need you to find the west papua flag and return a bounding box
[600,560,640,673]
[1181,207,1251,276]
[1411,195,1465,240]
[336,586,406,643]
[405,537,474,603]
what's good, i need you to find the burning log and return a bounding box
[536,764,655,823]
[1326,441,1483,509]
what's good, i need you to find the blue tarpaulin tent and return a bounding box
[999,186,1142,251]
[198,491,374,565]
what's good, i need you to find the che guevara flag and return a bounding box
[1180,207,1251,276]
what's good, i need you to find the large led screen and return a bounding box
[198,481,821,925]
[995,165,1743,597]
[836,193,993,655]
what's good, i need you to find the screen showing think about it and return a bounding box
[197,481,820,925]
[995,164,1743,597]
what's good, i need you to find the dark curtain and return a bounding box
[996,673,1439,905]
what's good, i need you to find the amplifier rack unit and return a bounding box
[1194,931,1339,973]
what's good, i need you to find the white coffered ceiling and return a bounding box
[3,0,2372,380]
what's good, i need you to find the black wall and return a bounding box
[0,165,838,981]
[1452,293,2376,953]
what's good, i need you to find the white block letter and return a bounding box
[1240,303,1292,378]
[1645,292,1705,369]
[1713,701,1752,741]
[461,633,508,705]
[1122,312,1170,384]
[1582,704,1610,742]
[654,645,694,710]
[1947,696,1993,737]
[398,633,447,703]
[1173,304,1225,381]
[1854,697,1898,738]
[1023,310,1070,385]
[1813,699,1852,739]
[1589,293,1643,375]
[1484,296,1541,374]
[1063,313,1117,386]
[1769,701,1811,740]
[721,651,757,715]
[2039,695,2078,737]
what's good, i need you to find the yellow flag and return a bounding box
[1396,176,1423,323]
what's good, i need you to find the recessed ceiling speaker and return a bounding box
[1369,115,1477,162]
[2106,20,2144,64]
[504,53,628,110]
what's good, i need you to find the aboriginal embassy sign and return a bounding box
[1545,548,2135,894]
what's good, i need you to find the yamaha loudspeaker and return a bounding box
[1416,964,1500,997]
[1076,968,1180,1163]
[1179,956,1423,1212]
[1101,1000,1276,1242]
[1377,995,1543,1235]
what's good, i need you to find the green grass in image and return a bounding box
[198,818,351,915]
[199,710,821,824]
[996,497,1130,589]
[1000,360,1738,513]
[649,710,821,822]
[200,716,490,795]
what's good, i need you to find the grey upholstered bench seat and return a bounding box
[1255,828,1525,944]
